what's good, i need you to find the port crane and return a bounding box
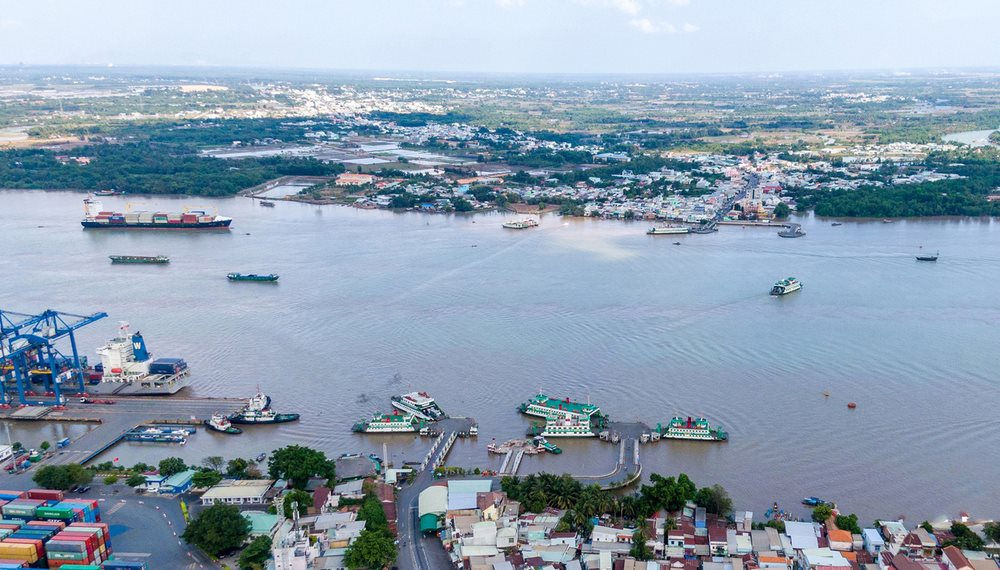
[0,308,107,406]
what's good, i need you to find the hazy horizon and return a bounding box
[2,0,999,76]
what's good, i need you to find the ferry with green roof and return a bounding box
[352,412,422,433]
[519,393,603,422]
[656,416,728,441]
[527,417,596,438]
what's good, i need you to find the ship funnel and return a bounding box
[131,332,150,361]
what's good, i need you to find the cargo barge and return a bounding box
[81,197,232,230]
[109,255,169,264]
[227,273,279,282]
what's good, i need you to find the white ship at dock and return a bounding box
[87,323,190,395]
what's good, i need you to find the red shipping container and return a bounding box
[27,489,65,501]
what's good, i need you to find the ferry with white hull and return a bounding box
[656,417,727,441]
[647,225,690,235]
[391,392,445,421]
[519,393,603,423]
[502,218,539,229]
[770,277,802,296]
[528,417,596,438]
[352,413,421,433]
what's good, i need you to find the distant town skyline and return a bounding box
[2,0,999,75]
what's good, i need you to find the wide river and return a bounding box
[3,190,999,523]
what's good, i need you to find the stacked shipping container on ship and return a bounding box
[0,490,112,569]
[81,198,232,230]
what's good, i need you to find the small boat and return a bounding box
[639,433,650,443]
[672,241,682,246]
[110,255,169,264]
[94,189,119,196]
[831,222,843,226]
[882,219,894,223]
[227,273,279,282]
[771,277,802,296]
[847,402,857,409]
[259,201,275,207]
[916,251,939,262]
[802,496,828,507]
[204,413,242,434]
[255,453,267,462]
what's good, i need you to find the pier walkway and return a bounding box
[1,396,246,466]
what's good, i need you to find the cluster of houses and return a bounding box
[416,479,1000,570]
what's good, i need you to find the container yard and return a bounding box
[0,489,131,568]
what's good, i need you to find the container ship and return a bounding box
[81,197,232,230]
[656,417,728,441]
[86,323,190,395]
[391,392,446,421]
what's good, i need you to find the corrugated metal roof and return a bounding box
[418,486,448,518]
[447,479,493,495]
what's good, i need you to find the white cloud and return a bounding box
[630,18,676,34]
[610,0,642,15]
[682,22,699,33]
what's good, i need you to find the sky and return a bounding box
[1,0,999,75]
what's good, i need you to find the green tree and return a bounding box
[159,457,187,477]
[227,458,250,478]
[945,522,984,550]
[920,521,934,533]
[32,464,93,490]
[238,535,273,570]
[344,529,397,570]
[193,470,223,489]
[202,456,226,471]
[629,526,653,561]
[103,474,119,485]
[357,494,388,531]
[694,485,733,516]
[812,505,833,524]
[267,445,334,489]
[181,504,250,557]
[282,489,312,519]
[836,513,862,534]
[773,202,791,219]
[40,441,51,451]
[125,472,147,487]
[984,521,1000,544]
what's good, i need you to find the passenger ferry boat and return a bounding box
[528,417,596,438]
[89,323,190,395]
[502,218,539,229]
[657,417,728,441]
[518,393,603,423]
[352,413,420,433]
[770,277,802,296]
[647,225,690,235]
[391,392,446,421]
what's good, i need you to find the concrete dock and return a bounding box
[1,396,246,465]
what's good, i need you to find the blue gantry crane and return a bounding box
[0,309,107,406]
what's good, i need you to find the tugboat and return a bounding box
[109,255,170,264]
[770,277,802,296]
[229,390,300,425]
[227,273,279,282]
[205,414,242,434]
